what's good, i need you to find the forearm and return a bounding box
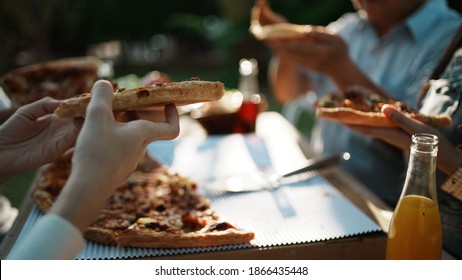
[7,214,85,259]
[49,168,120,233]
[327,56,393,99]
[437,140,462,176]
[269,56,310,104]
[440,143,462,202]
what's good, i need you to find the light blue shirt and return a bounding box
[307,0,462,205]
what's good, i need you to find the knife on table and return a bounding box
[280,152,345,179]
[206,152,347,194]
[261,152,347,190]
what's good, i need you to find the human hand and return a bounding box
[50,80,180,232]
[0,97,81,183]
[71,80,179,191]
[251,0,287,26]
[345,105,429,150]
[347,105,462,175]
[267,30,351,75]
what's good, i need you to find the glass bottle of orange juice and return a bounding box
[386,133,442,260]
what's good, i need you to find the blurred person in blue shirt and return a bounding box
[255,0,462,205]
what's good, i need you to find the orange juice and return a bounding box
[386,195,442,259]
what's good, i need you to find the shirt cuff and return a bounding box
[7,214,85,260]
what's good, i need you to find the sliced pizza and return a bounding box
[31,152,254,248]
[249,0,328,40]
[54,79,225,118]
[250,22,313,40]
[0,57,101,106]
[315,91,452,129]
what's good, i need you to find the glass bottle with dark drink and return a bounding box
[234,58,263,133]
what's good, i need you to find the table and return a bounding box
[1,111,392,260]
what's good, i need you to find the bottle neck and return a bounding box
[238,74,259,96]
[401,134,438,201]
[238,58,260,98]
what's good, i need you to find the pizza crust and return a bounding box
[250,22,311,40]
[316,107,452,129]
[30,189,54,213]
[249,0,329,41]
[85,221,255,249]
[116,228,255,248]
[54,80,225,118]
[411,113,453,129]
[250,21,331,40]
[85,227,120,246]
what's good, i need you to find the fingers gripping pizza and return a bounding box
[31,152,255,248]
[315,91,452,129]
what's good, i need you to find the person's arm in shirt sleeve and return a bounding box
[7,214,84,260]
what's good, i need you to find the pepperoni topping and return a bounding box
[136,89,149,98]
[209,222,234,231]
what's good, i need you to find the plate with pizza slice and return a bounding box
[315,91,452,129]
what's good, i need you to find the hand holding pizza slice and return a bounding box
[315,89,452,129]
[249,0,329,40]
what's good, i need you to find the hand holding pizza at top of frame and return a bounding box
[249,0,329,40]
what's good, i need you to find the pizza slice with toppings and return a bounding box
[31,152,255,248]
[0,57,101,106]
[315,90,452,129]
